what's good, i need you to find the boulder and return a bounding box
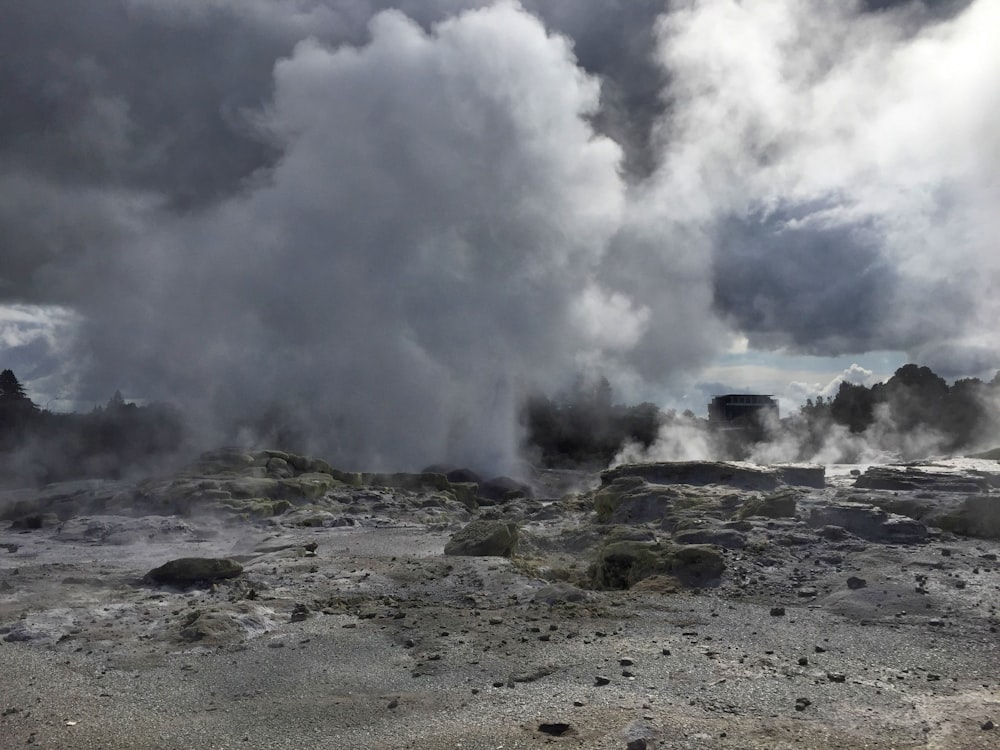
[444,520,518,557]
[146,557,243,586]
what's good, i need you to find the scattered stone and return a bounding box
[594,676,611,686]
[770,606,786,617]
[827,672,847,683]
[795,697,812,711]
[626,740,648,750]
[290,603,310,623]
[847,576,867,590]
[982,720,995,731]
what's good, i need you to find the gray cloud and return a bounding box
[1,0,997,472]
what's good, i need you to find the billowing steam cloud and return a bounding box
[1,0,997,473]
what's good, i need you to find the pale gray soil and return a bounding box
[2,461,1000,749]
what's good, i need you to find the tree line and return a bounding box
[521,365,1000,466]
[796,364,1000,457]
[0,369,184,486]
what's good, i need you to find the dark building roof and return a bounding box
[708,394,778,424]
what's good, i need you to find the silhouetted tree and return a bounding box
[830,381,875,433]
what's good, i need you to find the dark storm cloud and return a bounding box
[711,213,897,355]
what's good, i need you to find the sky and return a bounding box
[0,0,997,472]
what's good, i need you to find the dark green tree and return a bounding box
[0,369,31,403]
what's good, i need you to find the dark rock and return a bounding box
[770,606,786,617]
[479,476,533,503]
[827,672,847,683]
[982,720,995,731]
[846,576,867,590]
[444,520,518,557]
[422,464,484,485]
[594,676,611,686]
[795,697,811,711]
[626,740,648,750]
[146,557,243,586]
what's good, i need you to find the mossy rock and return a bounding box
[282,473,336,501]
[285,453,312,472]
[589,541,669,589]
[310,458,335,475]
[444,520,519,557]
[588,541,725,590]
[266,457,293,478]
[147,557,243,586]
[736,489,798,520]
[224,477,281,500]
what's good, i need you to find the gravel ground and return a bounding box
[2,475,1000,749]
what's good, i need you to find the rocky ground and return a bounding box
[1,450,999,749]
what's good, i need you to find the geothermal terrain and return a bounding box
[2,451,999,749]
